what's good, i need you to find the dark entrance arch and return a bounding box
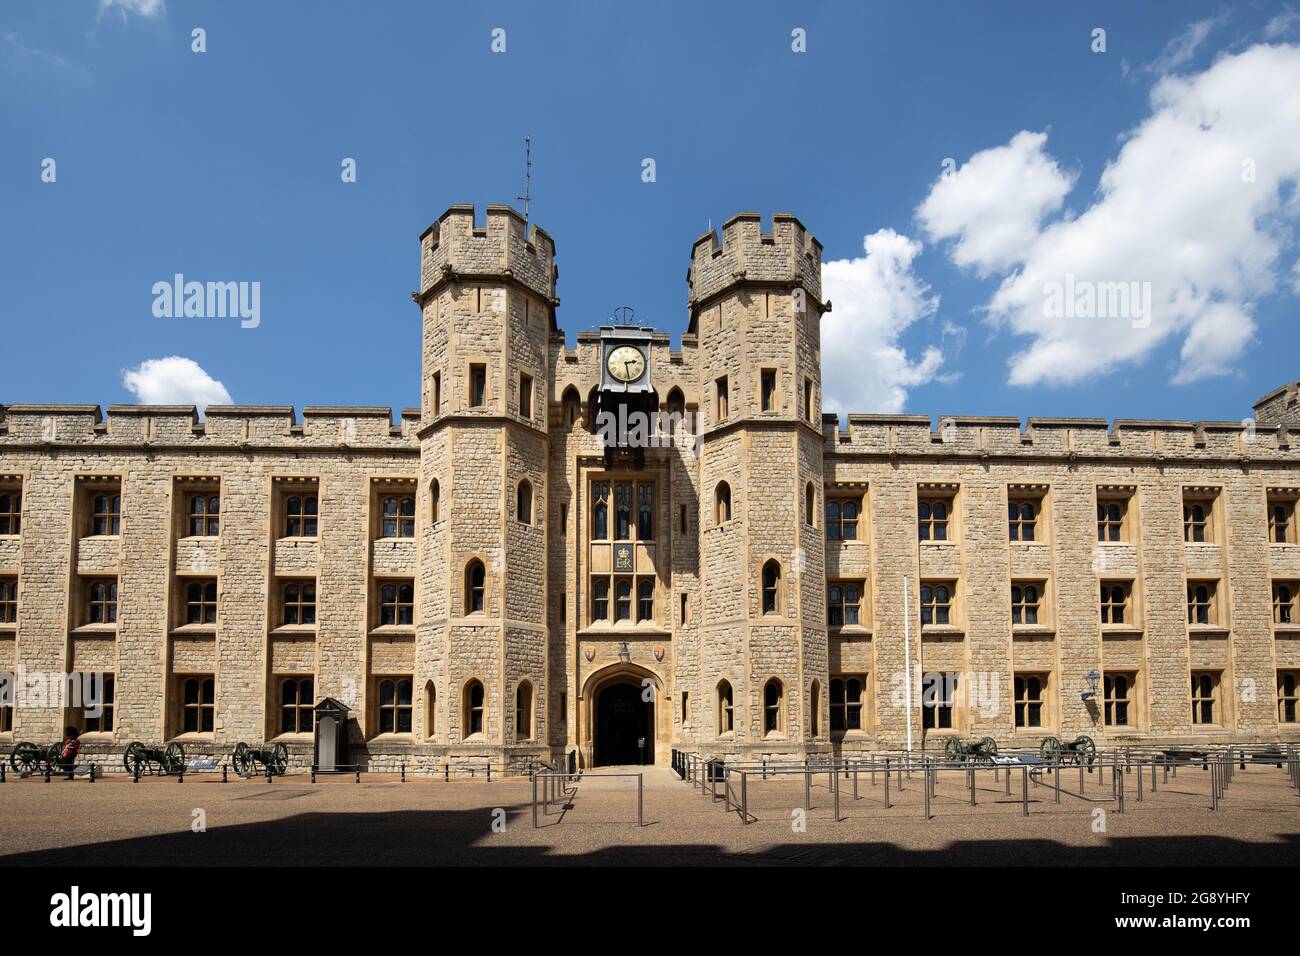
[594,680,654,766]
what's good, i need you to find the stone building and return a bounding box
[1,204,1298,771]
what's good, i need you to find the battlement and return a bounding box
[0,404,421,449]
[419,204,556,302]
[822,413,1295,462]
[1255,380,1300,427]
[687,212,822,316]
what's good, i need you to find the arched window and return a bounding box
[763,678,783,736]
[515,681,533,741]
[284,494,318,537]
[424,680,437,739]
[377,678,412,734]
[637,579,654,622]
[381,496,415,538]
[761,560,781,615]
[282,580,316,626]
[715,482,732,524]
[280,677,314,734]
[189,494,220,537]
[592,578,610,621]
[562,386,581,427]
[592,481,610,540]
[379,581,414,626]
[665,387,685,435]
[517,480,533,525]
[465,560,485,614]
[805,482,816,527]
[430,480,440,523]
[464,679,485,737]
[717,680,734,735]
[810,679,822,736]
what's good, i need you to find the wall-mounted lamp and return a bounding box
[1081,670,1100,701]
[617,641,631,664]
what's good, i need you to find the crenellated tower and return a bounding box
[688,212,830,757]
[413,204,557,769]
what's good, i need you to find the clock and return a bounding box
[606,345,646,383]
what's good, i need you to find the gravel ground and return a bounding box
[0,763,1296,865]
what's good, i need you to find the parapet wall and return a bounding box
[687,212,822,310]
[419,204,556,302]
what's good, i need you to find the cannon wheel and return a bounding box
[270,743,288,776]
[123,741,147,775]
[1074,735,1097,767]
[45,743,64,771]
[944,737,963,762]
[231,742,250,776]
[163,742,185,775]
[1039,736,1062,762]
[978,736,998,759]
[10,741,41,774]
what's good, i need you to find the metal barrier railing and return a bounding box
[530,771,644,828]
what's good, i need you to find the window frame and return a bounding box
[278,675,315,735]
[375,675,414,736]
[829,675,867,734]
[1013,673,1048,730]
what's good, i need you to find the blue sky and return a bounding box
[2,0,1298,424]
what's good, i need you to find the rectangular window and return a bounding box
[278,481,320,538]
[1011,582,1042,626]
[921,673,957,730]
[0,481,21,535]
[470,364,487,408]
[825,496,861,541]
[432,371,442,414]
[82,674,115,733]
[715,376,729,421]
[279,676,315,734]
[1103,672,1135,727]
[1096,491,1133,542]
[1268,492,1297,544]
[1190,671,1220,726]
[614,577,633,622]
[679,504,687,535]
[918,493,954,542]
[760,369,777,412]
[178,675,215,734]
[1099,581,1132,626]
[681,691,690,726]
[1273,581,1297,625]
[1182,492,1217,543]
[281,579,317,626]
[88,485,122,536]
[86,578,118,625]
[803,379,813,422]
[186,491,221,537]
[1013,673,1046,728]
[1278,671,1299,724]
[592,579,609,621]
[827,581,864,627]
[637,579,654,623]
[830,676,865,732]
[374,480,417,539]
[376,676,413,734]
[680,592,688,625]
[1186,580,1217,626]
[182,578,218,626]
[919,581,954,627]
[0,577,16,625]
[1008,498,1040,541]
[519,372,533,419]
[376,579,414,627]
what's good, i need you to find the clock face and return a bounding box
[606,345,646,383]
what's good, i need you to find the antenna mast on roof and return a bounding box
[515,136,533,221]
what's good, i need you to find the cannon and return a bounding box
[944,736,998,764]
[123,741,185,776]
[231,741,288,777]
[1039,735,1096,766]
[8,741,64,776]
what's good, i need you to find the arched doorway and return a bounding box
[594,679,654,766]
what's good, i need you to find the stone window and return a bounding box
[1008,500,1038,541]
[592,481,610,539]
[380,495,415,538]
[825,497,860,540]
[517,480,533,526]
[432,371,442,414]
[919,581,953,627]
[1186,580,1217,626]
[1268,492,1296,544]
[519,372,533,420]
[1011,582,1041,626]
[515,681,533,741]
[377,580,414,627]
[91,492,121,537]
[760,369,777,412]
[0,693,11,732]
[465,560,485,614]
[679,592,688,625]
[1278,671,1299,724]
[1099,581,1131,626]
[763,678,783,736]
[804,482,815,527]
[592,579,609,621]
[1190,671,1220,726]
[1096,490,1134,542]
[680,691,690,727]
[1273,581,1297,625]
[81,674,115,734]
[562,386,581,426]
[187,493,220,537]
[0,482,21,535]
[283,493,318,537]
[179,676,215,734]
[636,579,654,623]
[803,378,814,422]
[810,680,821,736]
[715,482,732,524]
[917,496,952,542]
[827,581,863,627]
[279,676,314,734]
[614,577,633,621]
[637,483,654,539]
[469,363,487,408]
[463,679,485,737]
[715,376,729,422]
[430,480,440,523]
[0,577,16,625]
[1103,672,1135,727]
[1182,489,1218,543]
[1013,674,1046,729]
[87,578,117,625]
[717,680,734,735]
[761,560,781,615]
[830,676,865,733]
[376,677,413,734]
[424,681,437,738]
[281,580,316,626]
[921,672,958,730]
[183,579,218,626]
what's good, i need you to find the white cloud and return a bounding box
[820,229,946,414]
[921,42,1300,388]
[121,357,231,415]
[1265,7,1300,40]
[1146,17,1225,74]
[99,0,166,20]
[916,131,1076,276]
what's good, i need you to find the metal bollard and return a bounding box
[266,764,273,783]
[1054,761,1060,804]
[1021,766,1029,816]
[401,763,406,783]
[178,767,184,783]
[221,763,228,783]
[89,764,96,783]
[970,767,976,807]
[133,765,140,783]
[355,768,361,783]
[833,767,841,822]
[922,767,931,821]
[741,772,748,825]
[1136,759,1143,801]
[637,774,644,828]
[804,769,811,812]
[311,767,316,784]
[531,773,538,828]
[884,761,891,808]
[1117,766,1124,813]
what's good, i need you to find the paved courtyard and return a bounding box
[0,762,1296,866]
